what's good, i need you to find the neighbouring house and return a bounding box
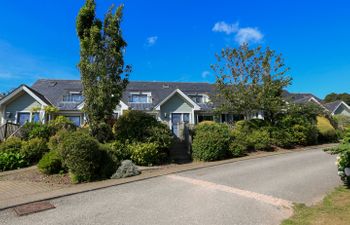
[0,79,347,137]
[324,100,350,116]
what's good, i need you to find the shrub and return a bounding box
[192,123,231,161]
[58,131,102,182]
[92,122,114,143]
[38,150,64,175]
[21,122,52,141]
[47,129,70,151]
[247,129,271,150]
[107,140,130,161]
[0,137,22,153]
[334,115,350,130]
[129,142,160,166]
[145,123,173,150]
[229,142,247,157]
[20,138,49,164]
[113,110,159,142]
[317,116,338,143]
[0,151,27,171]
[48,116,76,133]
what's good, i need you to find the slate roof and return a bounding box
[324,100,343,112]
[282,91,322,104]
[31,79,217,111]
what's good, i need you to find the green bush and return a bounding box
[0,137,22,153]
[48,116,76,133]
[317,116,339,143]
[107,140,130,161]
[92,122,114,143]
[129,142,160,166]
[21,123,52,141]
[145,123,173,150]
[192,123,231,161]
[58,131,113,182]
[20,138,49,164]
[247,129,271,150]
[229,142,247,157]
[38,150,64,175]
[113,111,159,142]
[0,151,27,171]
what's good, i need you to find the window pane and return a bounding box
[66,116,80,127]
[183,113,190,123]
[32,113,40,123]
[18,113,30,125]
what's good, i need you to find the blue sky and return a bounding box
[0,0,349,98]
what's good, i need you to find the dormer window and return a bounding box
[63,92,84,102]
[129,92,152,103]
[189,94,209,104]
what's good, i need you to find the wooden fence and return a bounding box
[0,122,21,142]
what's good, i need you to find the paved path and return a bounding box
[0,148,341,225]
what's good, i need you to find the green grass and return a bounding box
[281,186,350,225]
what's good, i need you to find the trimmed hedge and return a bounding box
[192,122,231,161]
[20,138,49,164]
[129,142,161,166]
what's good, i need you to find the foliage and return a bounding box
[328,129,350,183]
[58,131,103,182]
[44,106,59,114]
[324,92,350,106]
[192,122,231,161]
[247,129,272,150]
[76,0,130,138]
[20,123,52,141]
[334,115,350,130]
[229,142,247,157]
[0,151,27,171]
[317,116,338,143]
[113,111,173,150]
[0,137,22,153]
[128,142,161,166]
[272,103,320,147]
[48,116,76,133]
[20,138,49,164]
[106,140,130,161]
[38,150,64,175]
[212,43,292,124]
[93,122,114,143]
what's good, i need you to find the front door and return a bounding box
[171,113,190,137]
[171,113,181,137]
[17,112,30,125]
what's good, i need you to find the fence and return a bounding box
[0,122,21,142]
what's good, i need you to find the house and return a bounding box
[0,79,347,136]
[0,80,221,136]
[324,100,350,116]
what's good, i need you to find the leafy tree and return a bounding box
[324,92,350,105]
[76,0,130,138]
[212,44,292,124]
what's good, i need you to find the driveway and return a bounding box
[0,148,341,225]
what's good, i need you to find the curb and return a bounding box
[0,143,338,211]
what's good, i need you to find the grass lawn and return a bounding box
[281,185,350,225]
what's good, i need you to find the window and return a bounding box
[198,115,214,123]
[131,94,148,103]
[66,116,81,127]
[189,94,209,104]
[62,93,84,102]
[17,112,30,125]
[32,112,40,123]
[129,92,152,103]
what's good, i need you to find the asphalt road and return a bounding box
[0,148,341,225]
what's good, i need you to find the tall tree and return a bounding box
[212,44,292,124]
[77,0,130,137]
[324,93,350,105]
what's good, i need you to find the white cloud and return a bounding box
[201,71,210,78]
[212,21,239,35]
[235,27,263,45]
[212,21,264,45]
[146,36,158,46]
